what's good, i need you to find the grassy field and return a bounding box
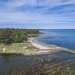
[0,43,38,54]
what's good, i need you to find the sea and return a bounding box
[38,29,75,50]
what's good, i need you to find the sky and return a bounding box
[0,0,75,29]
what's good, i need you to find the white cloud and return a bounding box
[0,0,75,29]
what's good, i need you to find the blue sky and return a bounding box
[0,0,75,29]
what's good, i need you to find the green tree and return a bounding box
[1,29,13,44]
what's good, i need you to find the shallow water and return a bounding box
[0,52,75,75]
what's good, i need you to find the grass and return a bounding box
[0,43,38,54]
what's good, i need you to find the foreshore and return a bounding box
[29,37,75,54]
[28,38,63,53]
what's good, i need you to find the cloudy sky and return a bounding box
[0,0,75,29]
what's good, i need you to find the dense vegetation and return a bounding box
[0,29,39,44]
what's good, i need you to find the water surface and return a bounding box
[39,29,75,50]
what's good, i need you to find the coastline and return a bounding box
[29,38,63,53]
[29,37,75,54]
[0,37,75,55]
[0,37,74,55]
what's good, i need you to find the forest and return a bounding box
[0,29,39,44]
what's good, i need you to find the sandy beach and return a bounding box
[28,38,63,54]
[28,37,75,55]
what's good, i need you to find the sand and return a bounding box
[28,38,62,53]
[29,38,75,54]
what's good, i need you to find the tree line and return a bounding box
[0,29,39,44]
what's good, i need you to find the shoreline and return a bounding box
[29,38,63,53]
[0,37,75,55]
[29,37,75,54]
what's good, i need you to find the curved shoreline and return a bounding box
[29,38,63,52]
[0,37,75,55]
[29,37,75,54]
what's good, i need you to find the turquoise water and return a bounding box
[38,29,75,50]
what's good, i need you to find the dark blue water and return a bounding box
[39,29,75,50]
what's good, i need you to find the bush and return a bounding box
[0,29,39,44]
